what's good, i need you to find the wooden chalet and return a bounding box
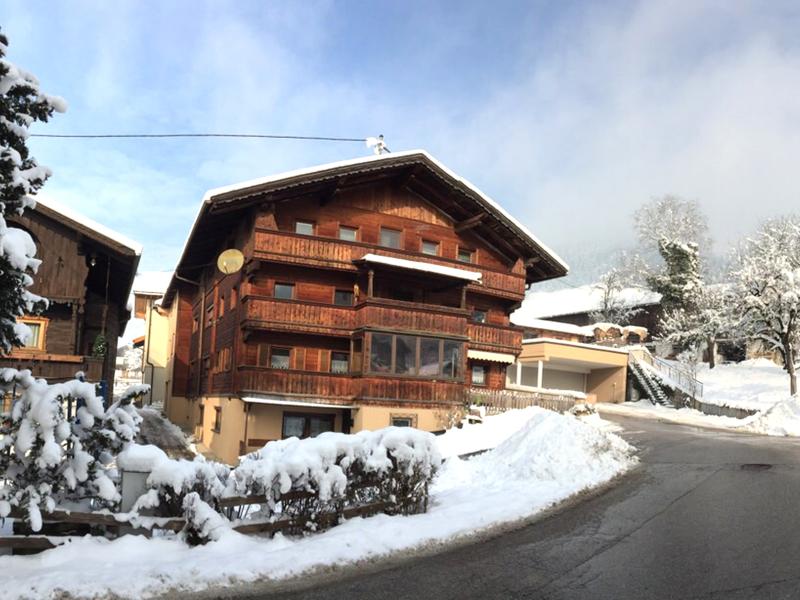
[0,196,141,398]
[160,150,568,463]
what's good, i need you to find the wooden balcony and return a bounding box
[355,298,468,337]
[252,229,526,299]
[467,322,523,354]
[241,296,355,336]
[0,353,104,383]
[237,366,354,402]
[355,376,465,405]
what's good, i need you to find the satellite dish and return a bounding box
[217,249,244,275]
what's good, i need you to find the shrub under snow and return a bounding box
[0,371,148,530]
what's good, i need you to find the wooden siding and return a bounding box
[467,322,523,354]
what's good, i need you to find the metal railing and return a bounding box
[629,347,704,399]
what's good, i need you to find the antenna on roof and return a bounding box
[365,134,389,155]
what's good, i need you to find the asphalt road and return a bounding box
[204,415,800,600]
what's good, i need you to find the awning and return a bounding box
[467,349,516,364]
[356,253,482,282]
[242,396,356,409]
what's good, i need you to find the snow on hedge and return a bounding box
[0,408,636,599]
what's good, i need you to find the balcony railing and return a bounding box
[236,366,355,402]
[467,322,523,354]
[0,353,104,383]
[355,298,468,337]
[355,376,465,405]
[252,229,526,298]
[241,296,355,336]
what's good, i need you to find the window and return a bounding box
[472,309,487,323]
[205,302,214,327]
[366,333,464,380]
[339,225,358,242]
[213,406,222,433]
[295,220,315,235]
[19,318,45,350]
[331,351,349,374]
[334,289,354,306]
[442,340,463,379]
[395,335,417,375]
[270,347,291,370]
[421,240,439,256]
[197,405,204,427]
[380,227,402,249]
[218,295,225,319]
[391,416,414,427]
[369,333,393,373]
[471,364,486,386]
[282,413,335,439]
[274,282,295,300]
[457,247,474,263]
[419,337,441,376]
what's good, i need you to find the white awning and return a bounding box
[468,349,516,364]
[242,396,356,409]
[358,253,482,282]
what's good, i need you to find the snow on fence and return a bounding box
[0,427,441,551]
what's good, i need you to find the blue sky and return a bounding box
[5,0,800,280]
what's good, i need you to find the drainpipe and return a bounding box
[144,298,156,406]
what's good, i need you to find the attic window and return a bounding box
[295,220,315,236]
[380,227,402,249]
[457,247,474,263]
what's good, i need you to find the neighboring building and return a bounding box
[505,318,635,404]
[0,195,141,398]
[114,339,144,398]
[159,150,568,463]
[130,271,173,406]
[513,284,662,334]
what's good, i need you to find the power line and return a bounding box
[30,132,367,142]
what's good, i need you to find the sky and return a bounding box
[4,0,800,284]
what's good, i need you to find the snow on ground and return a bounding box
[1,408,636,599]
[597,400,758,430]
[697,358,791,411]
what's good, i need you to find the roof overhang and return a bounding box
[162,150,568,307]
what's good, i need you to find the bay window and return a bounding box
[367,332,464,380]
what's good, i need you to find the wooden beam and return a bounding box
[455,213,486,232]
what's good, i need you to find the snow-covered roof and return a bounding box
[521,337,631,355]
[33,193,143,256]
[515,318,592,337]
[200,150,568,272]
[163,150,569,308]
[132,271,173,296]
[512,284,661,321]
[357,253,482,282]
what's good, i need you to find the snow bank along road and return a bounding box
[211,415,800,600]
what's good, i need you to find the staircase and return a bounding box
[628,347,704,406]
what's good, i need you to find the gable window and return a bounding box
[270,347,291,370]
[333,289,354,306]
[331,351,349,374]
[339,225,358,242]
[379,227,402,249]
[274,282,295,300]
[472,309,487,323]
[295,220,315,235]
[18,318,46,351]
[213,406,222,433]
[457,247,474,263]
[421,240,439,256]
[471,364,487,386]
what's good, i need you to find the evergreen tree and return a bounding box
[0,30,65,354]
[647,238,702,313]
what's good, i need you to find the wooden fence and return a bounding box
[468,387,580,415]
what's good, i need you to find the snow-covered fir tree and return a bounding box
[647,238,702,313]
[732,216,800,396]
[0,30,65,354]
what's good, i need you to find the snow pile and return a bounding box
[742,396,800,436]
[436,409,538,458]
[0,408,636,599]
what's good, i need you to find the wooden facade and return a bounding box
[0,199,140,396]
[161,152,568,461]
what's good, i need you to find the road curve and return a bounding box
[201,415,800,599]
